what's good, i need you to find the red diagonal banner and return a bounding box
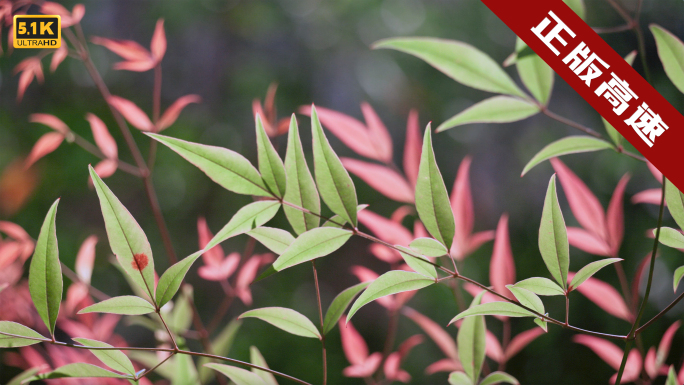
[481,0,683,190]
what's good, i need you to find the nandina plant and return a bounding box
[2,1,684,384]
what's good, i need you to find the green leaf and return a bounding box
[348,271,434,321]
[458,293,486,383]
[78,296,155,315]
[156,251,204,308]
[147,133,271,197]
[28,198,62,336]
[666,180,684,231]
[569,258,623,291]
[239,307,321,339]
[415,126,455,249]
[283,115,321,234]
[73,337,135,376]
[247,227,295,255]
[534,315,548,332]
[89,166,156,299]
[674,266,684,292]
[507,285,544,314]
[173,351,199,385]
[25,363,130,381]
[322,204,368,228]
[205,201,281,250]
[624,51,638,66]
[373,37,526,98]
[538,175,569,289]
[409,237,448,257]
[515,38,554,105]
[602,118,622,148]
[448,371,473,385]
[0,321,45,347]
[521,136,614,176]
[322,282,370,334]
[7,367,44,385]
[396,245,438,279]
[651,25,684,94]
[256,115,286,197]
[513,277,565,296]
[127,351,173,379]
[199,319,242,383]
[311,105,359,227]
[449,302,535,325]
[272,227,352,271]
[480,371,520,385]
[666,366,678,385]
[169,285,193,334]
[436,96,539,132]
[563,0,585,19]
[250,346,278,385]
[204,364,267,385]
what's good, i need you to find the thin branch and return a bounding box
[136,352,175,380]
[312,260,327,385]
[594,24,635,34]
[541,108,603,138]
[637,290,684,333]
[157,310,179,350]
[70,133,141,177]
[60,262,110,301]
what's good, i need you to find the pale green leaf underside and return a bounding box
[409,237,448,257]
[28,198,62,336]
[569,258,622,291]
[79,296,155,315]
[198,319,242,384]
[602,118,622,148]
[657,227,684,249]
[665,180,684,231]
[239,307,321,339]
[448,371,473,385]
[272,227,352,271]
[322,204,368,228]
[522,136,614,176]
[480,371,520,385]
[396,245,438,279]
[256,115,287,198]
[250,346,278,385]
[0,321,45,348]
[651,24,684,94]
[437,96,539,132]
[156,251,204,307]
[7,367,43,385]
[73,337,135,375]
[348,271,434,321]
[322,282,369,335]
[675,266,684,292]
[206,201,281,251]
[373,37,526,98]
[458,293,486,383]
[205,363,268,385]
[515,38,554,105]
[534,316,548,332]
[247,227,295,255]
[507,285,544,314]
[538,175,569,289]
[449,302,535,325]
[514,277,565,296]
[26,363,131,382]
[563,0,586,20]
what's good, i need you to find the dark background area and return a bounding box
[2,0,684,383]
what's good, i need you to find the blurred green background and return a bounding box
[2,0,684,383]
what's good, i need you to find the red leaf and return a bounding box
[75,236,98,284]
[360,102,393,163]
[108,96,154,131]
[339,315,369,365]
[253,100,275,136]
[350,265,395,308]
[29,113,70,135]
[656,321,680,366]
[343,352,382,378]
[50,45,68,73]
[568,273,632,321]
[606,174,630,256]
[91,37,151,62]
[93,159,118,179]
[384,352,410,382]
[567,227,612,256]
[644,347,658,379]
[403,307,458,360]
[451,156,474,258]
[358,209,414,246]
[0,222,31,241]
[42,2,84,27]
[158,94,201,131]
[341,158,413,203]
[150,19,166,62]
[462,230,495,260]
[403,109,421,188]
[490,214,515,298]
[198,252,239,282]
[86,113,117,159]
[609,349,641,384]
[551,158,607,241]
[485,330,504,363]
[398,334,423,359]
[369,244,402,264]
[648,161,663,183]
[0,242,23,269]
[25,132,64,168]
[197,217,224,266]
[235,254,273,305]
[504,328,544,360]
[631,189,663,205]
[573,335,624,370]
[112,60,157,72]
[15,58,43,102]
[425,358,462,375]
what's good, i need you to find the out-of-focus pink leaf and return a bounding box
[351,266,395,308]
[568,273,632,321]
[0,221,31,241]
[50,45,68,72]
[369,244,402,264]
[113,60,158,72]
[93,159,118,179]
[504,328,544,360]
[463,230,496,259]
[567,227,612,256]
[648,161,663,183]
[414,220,429,239]
[197,217,224,266]
[632,253,654,312]
[25,132,64,168]
[86,113,118,159]
[485,330,504,363]
[108,96,154,131]
[15,58,44,102]
[384,352,410,382]
[463,283,501,306]
[42,2,84,27]
[631,189,663,205]
[679,362,684,385]
[158,94,201,131]
[425,358,462,375]
[198,253,239,282]
[644,347,658,379]
[0,242,22,269]
[391,206,413,224]
[91,37,150,61]
[150,19,166,62]
[490,214,515,298]
[253,100,275,136]
[403,109,421,188]
[657,321,680,366]
[551,158,607,241]
[358,209,414,246]
[341,158,413,203]
[451,156,474,254]
[606,175,629,256]
[360,102,393,163]
[403,307,458,360]
[344,352,383,378]
[75,236,98,284]
[339,315,369,365]
[398,334,423,359]
[573,335,624,370]
[235,254,273,305]
[609,349,641,384]
[29,113,70,135]
[64,282,90,316]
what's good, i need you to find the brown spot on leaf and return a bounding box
[132,253,149,271]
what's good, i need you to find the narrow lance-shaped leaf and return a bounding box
[156,251,204,307]
[256,114,286,197]
[507,286,544,314]
[205,201,281,250]
[147,133,271,197]
[410,237,448,257]
[78,296,156,315]
[247,227,295,255]
[198,319,242,383]
[311,105,358,227]
[6,367,44,385]
[513,277,565,296]
[322,204,368,228]
[569,258,622,291]
[448,371,473,385]
[25,363,131,382]
[449,302,535,325]
[651,24,684,94]
[538,174,569,289]
[283,114,321,234]
[322,282,369,334]
[239,307,321,339]
[72,338,136,376]
[515,38,554,105]
[396,245,437,279]
[458,292,486,383]
[250,346,278,385]
[656,227,684,249]
[480,371,520,385]
[603,118,622,148]
[437,96,539,132]
[348,271,434,321]
[90,166,156,299]
[0,321,46,348]
[674,266,684,292]
[204,363,268,385]
[415,125,455,249]
[522,137,614,176]
[665,180,684,231]
[28,198,62,336]
[272,227,352,272]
